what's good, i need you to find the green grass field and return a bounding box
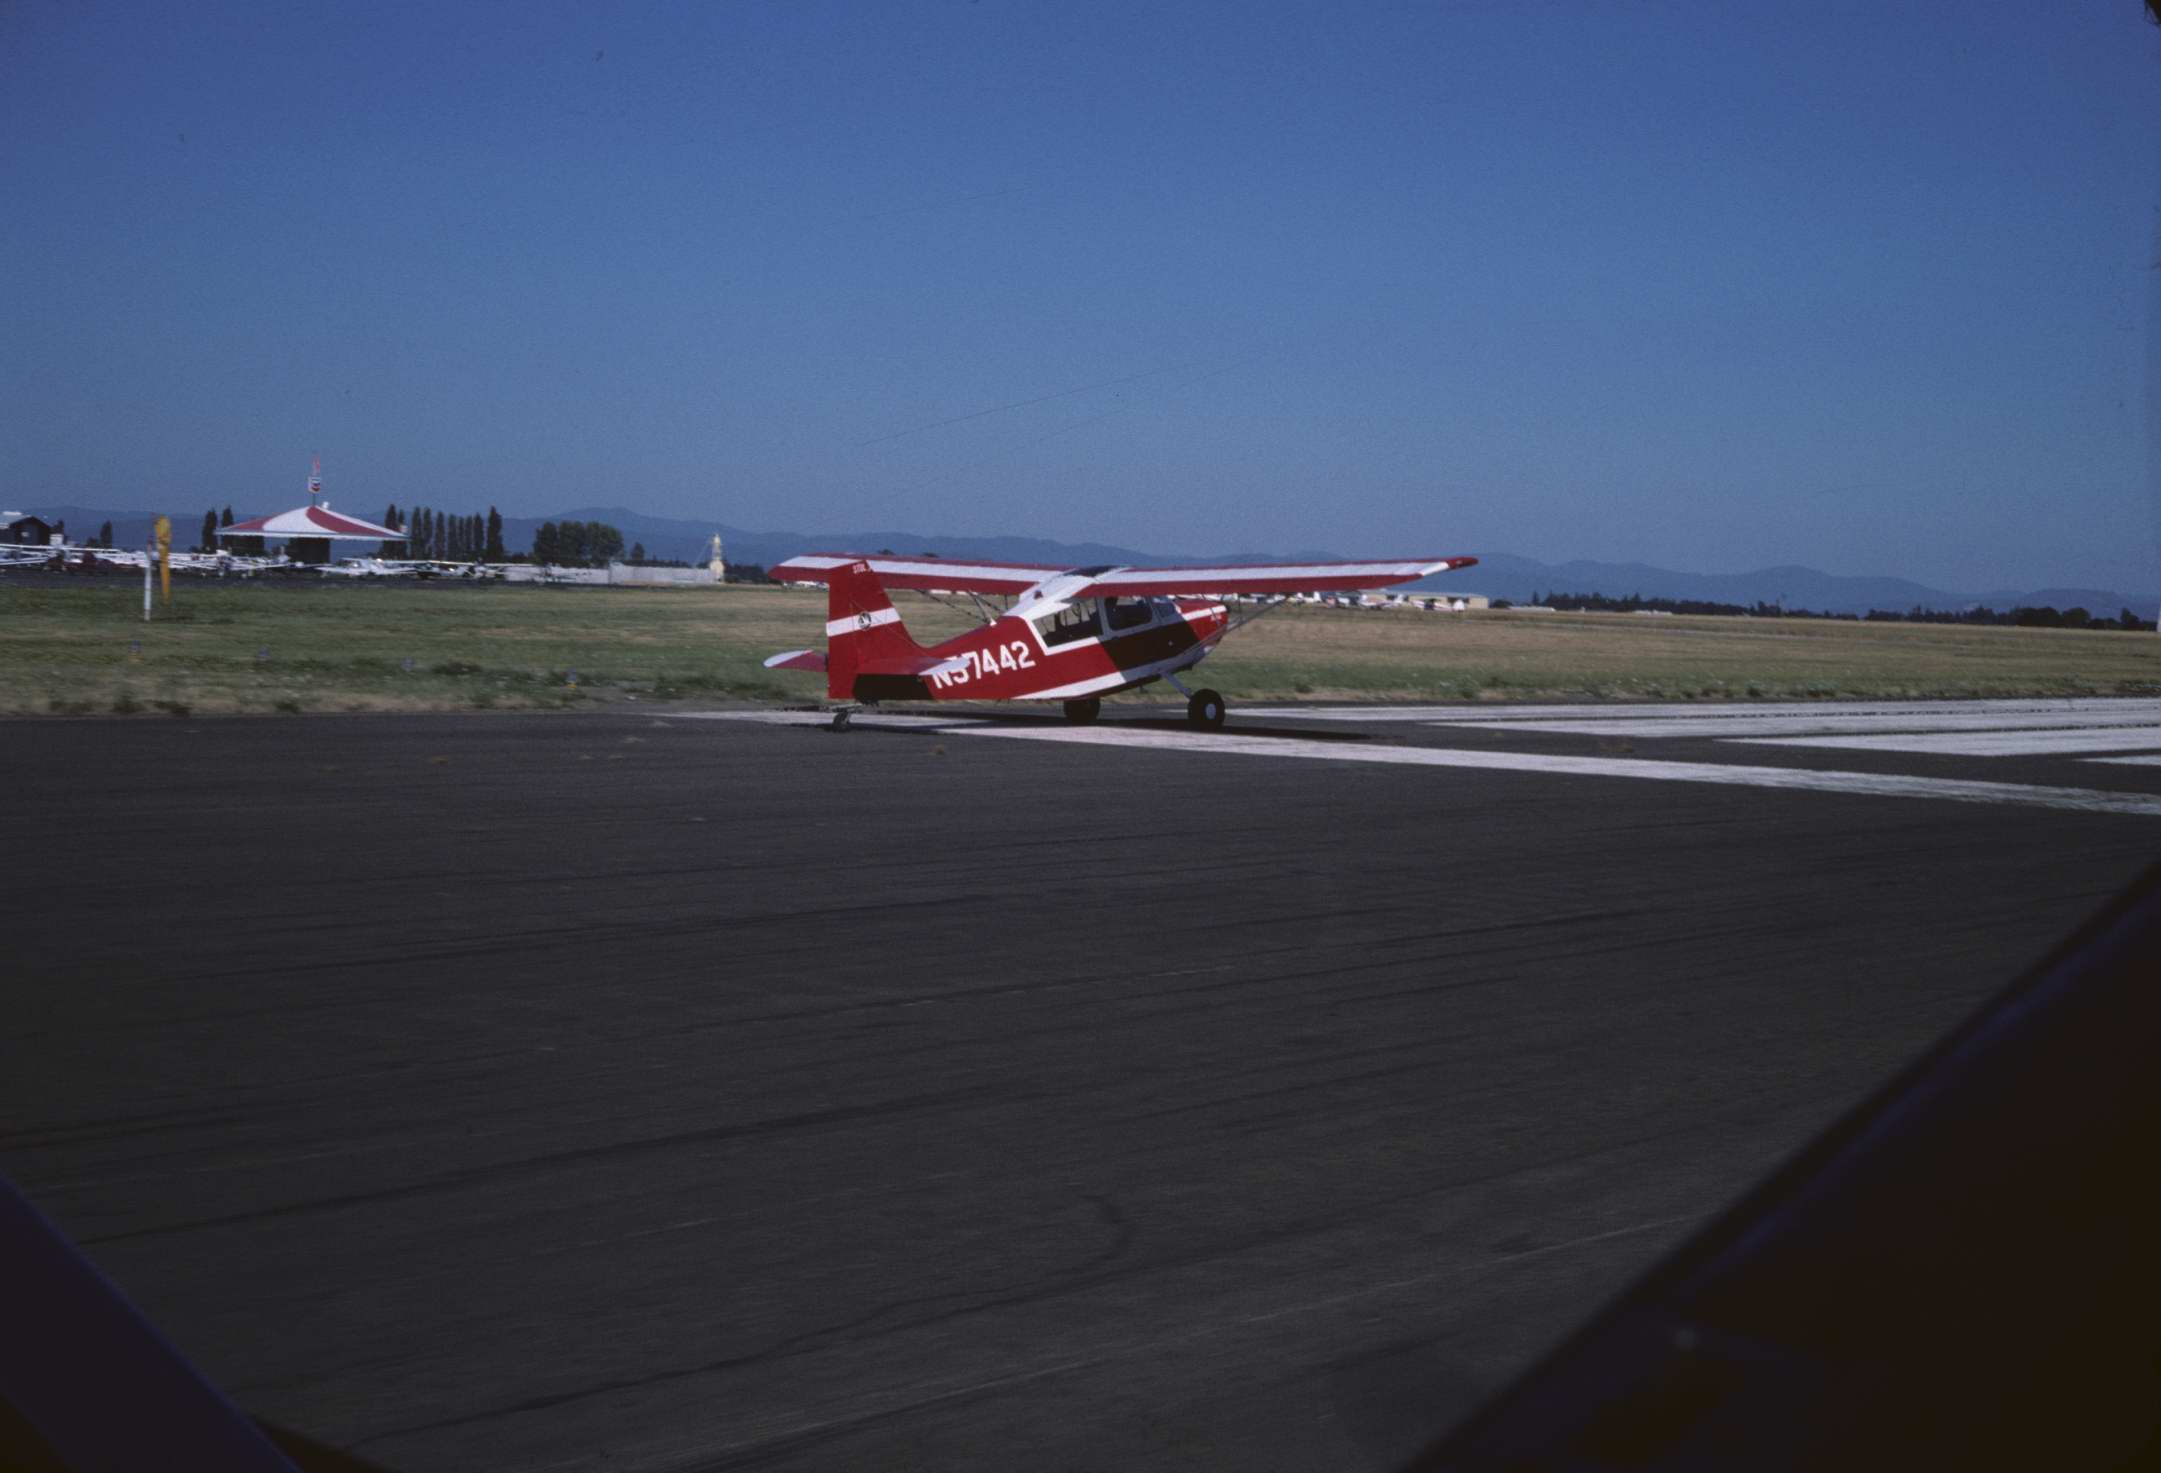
[2,573,2155,717]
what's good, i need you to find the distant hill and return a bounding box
[496,506,1340,575]
[1451,553,2157,620]
[21,502,2154,618]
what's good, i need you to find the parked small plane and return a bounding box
[764,552,1478,728]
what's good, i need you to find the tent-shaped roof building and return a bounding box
[218,503,399,540]
[217,459,400,562]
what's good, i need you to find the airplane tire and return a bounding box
[1063,697,1102,725]
[1187,689,1227,730]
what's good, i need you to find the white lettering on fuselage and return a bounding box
[930,638,1037,690]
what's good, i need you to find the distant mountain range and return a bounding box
[19,502,2155,618]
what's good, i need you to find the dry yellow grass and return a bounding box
[1202,604,2161,702]
[2,574,2153,717]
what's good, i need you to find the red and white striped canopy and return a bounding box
[218,504,400,540]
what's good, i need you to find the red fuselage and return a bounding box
[916,594,1228,703]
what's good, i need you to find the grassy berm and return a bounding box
[2,573,2155,717]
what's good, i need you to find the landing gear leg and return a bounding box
[829,707,853,732]
[1163,671,1227,730]
[1062,697,1102,725]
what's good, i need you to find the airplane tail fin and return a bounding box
[825,559,924,700]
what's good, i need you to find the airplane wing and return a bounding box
[767,553,1480,599]
[1073,557,1477,599]
[767,553,1066,596]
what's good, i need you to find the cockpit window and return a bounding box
[1105,596,1155,632]
[1038,600,1101,647]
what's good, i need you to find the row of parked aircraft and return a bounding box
[0,543,513,579]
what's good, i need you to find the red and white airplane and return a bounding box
[763,551,1478,728]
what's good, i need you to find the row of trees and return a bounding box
[531,519,625,568]
[1531,590,2156,632]
[1863,604,2155,632]
[193,507,258,555]
[380,505,507,563]
[1533,590,1840,619]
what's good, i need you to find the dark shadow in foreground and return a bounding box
[1407,864,2161,1472]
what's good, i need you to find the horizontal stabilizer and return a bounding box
[859,654,959,678]
[762,649,827,672]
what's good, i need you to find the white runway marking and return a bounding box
[2088,754,2161,767]
[693,706,2161,815]
[1241,698,2158,725]
[1430,710,2161,740]
[949,726,2161,818]
[676,710,961,730]
[1240,698,2161,758]
[1730,727,2161,758]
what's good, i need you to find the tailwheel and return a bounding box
[1062,697,1102,725]
[829,707,853,732]
[1186,689,1227,730]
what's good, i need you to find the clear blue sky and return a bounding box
[4,1,2158,592]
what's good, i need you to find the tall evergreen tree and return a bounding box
[97,520,113,549]
[220,505,234,527]
[200,510,217,553]
[484,507,505,562]
[533,521,560,565]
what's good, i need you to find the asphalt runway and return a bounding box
[6,699,2159,1470]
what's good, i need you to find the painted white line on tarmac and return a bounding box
[949,726,2161,818]
[1427,709,2161,740]
[2088,754,2161,767]
[1730,727,2161,758]
[1239,698,2161,725]
[674,711,963,729]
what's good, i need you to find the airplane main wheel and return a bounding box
[1063,697,1102,725]
[1187,689,1227,730]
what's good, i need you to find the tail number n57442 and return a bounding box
[934,640,1037,688]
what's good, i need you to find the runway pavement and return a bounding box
[5,698,2158,1470]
